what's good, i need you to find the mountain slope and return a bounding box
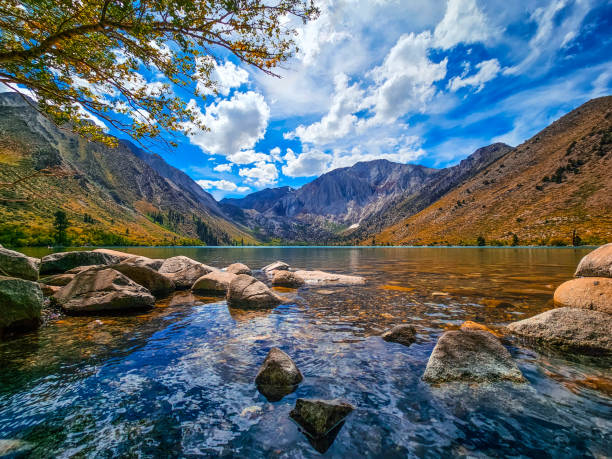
[0,93,255,246]
[373,96,612,246]
[221,159,438,241]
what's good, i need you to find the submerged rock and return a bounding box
[227,274,284,309]
[272,270,305,288]
[290,398,354,438]
[158,256,215,289]
[382,324,417,346]
[574,243,612,278]
[39,273,75,286]
[507,307,612,355]
[0,276,43,335]
[0,439,34,456]
[255,348,303,401]
[40,251,120,275]
[553,277,612,314]
[294,270,365,286]
[192,271,237,294]
[53,268,155,314]
[422,329,525,383]
[262,261,290,273]
[112,263,175,297]
[122,255,165,271]
[0,247,40,281]
[226,262,252,275]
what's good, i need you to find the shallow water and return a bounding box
[1,247,611,457]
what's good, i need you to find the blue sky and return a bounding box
[6,0,612,200]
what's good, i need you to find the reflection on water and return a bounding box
[1,247,611,457]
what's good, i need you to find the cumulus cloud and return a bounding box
[196,59,249,96]
[433,0,495,50]
[185,91,270,156]
[239,161,279,187]
[269,147,282,162]
[197,179,250,193]
[213,163,233,172]
[448,58,501,92]
[282,149,333,177]
[227,150,271,165]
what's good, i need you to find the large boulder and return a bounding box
[192,271,237,294]
[255,348,303,401]
[40,251,120,275]
[381,324,417,346]
[422,329,525,383]
[294,270,365,286]
[39,273,75,286]
[574,243,612,278]
[158,256,215,289]
[122,256,164,271]
[227,274,284,309]
[272,270,305,288]
[262,261,289,273]
[553,277,612,314]
[112,263,175,297]
[290,399,354,438]
[0,276,43,335]
[53,268,155,314]
[66,265,104,274]
[92,248,134,261]
[507,307,612,355]
[226,262,252,275]
[0,247,40,281]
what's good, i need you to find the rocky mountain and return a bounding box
[0,92,255,247]
[371,96,612,246]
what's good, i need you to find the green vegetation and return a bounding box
[477,235,486,246]
[53,210,70,246]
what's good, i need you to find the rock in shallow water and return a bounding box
[422,329,525,384]
[293,270,365,286]
[53,268,155,314]
[290,399,354,438]
[553,277,612,314]
[262,261,289,273]
[507,307,612,355]
[0,276,43,335]
[40,251,120,275]
[574,243,612,278]
[192,271,236,294]
[226,262,252,275]
[0,247,40,281]
[112,263,175,297]
[226,274,284,309]
[272,270,305,288]
[381,324,417,346]
[255,348,303,401]
[158,256,215,289]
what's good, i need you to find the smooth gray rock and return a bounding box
[122,256,164,271]
[0,247,40,281]
[40,251,120,274]
[507,307,612,355]
[382,324,417,346]
[422,329,525,383]
[39,273,75,286]
[0,276,43,335]
[192,271,237,294]
[226,262,252,275]
[290,399,354,438]
[112,263,175,297]
[272,270,305,288]
[262,261,290,273]
[574,243,612,278]
[92,248,134,261]
[53,268,155,314]
[294,270,365,286]
[227,274,284,309]
[158,256,215,289]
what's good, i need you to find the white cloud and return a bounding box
[213,163,233,172]
[197,179,249,193]
[433,0,495,50]
[196,59,249,96]
[448,58,501,92]
[269,147,282,162]
[226,150,271,165]
[185,91,270,156]
[282,149,333,177]
[238,161,279,187]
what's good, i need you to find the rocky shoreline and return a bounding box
[1,244,610,452]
